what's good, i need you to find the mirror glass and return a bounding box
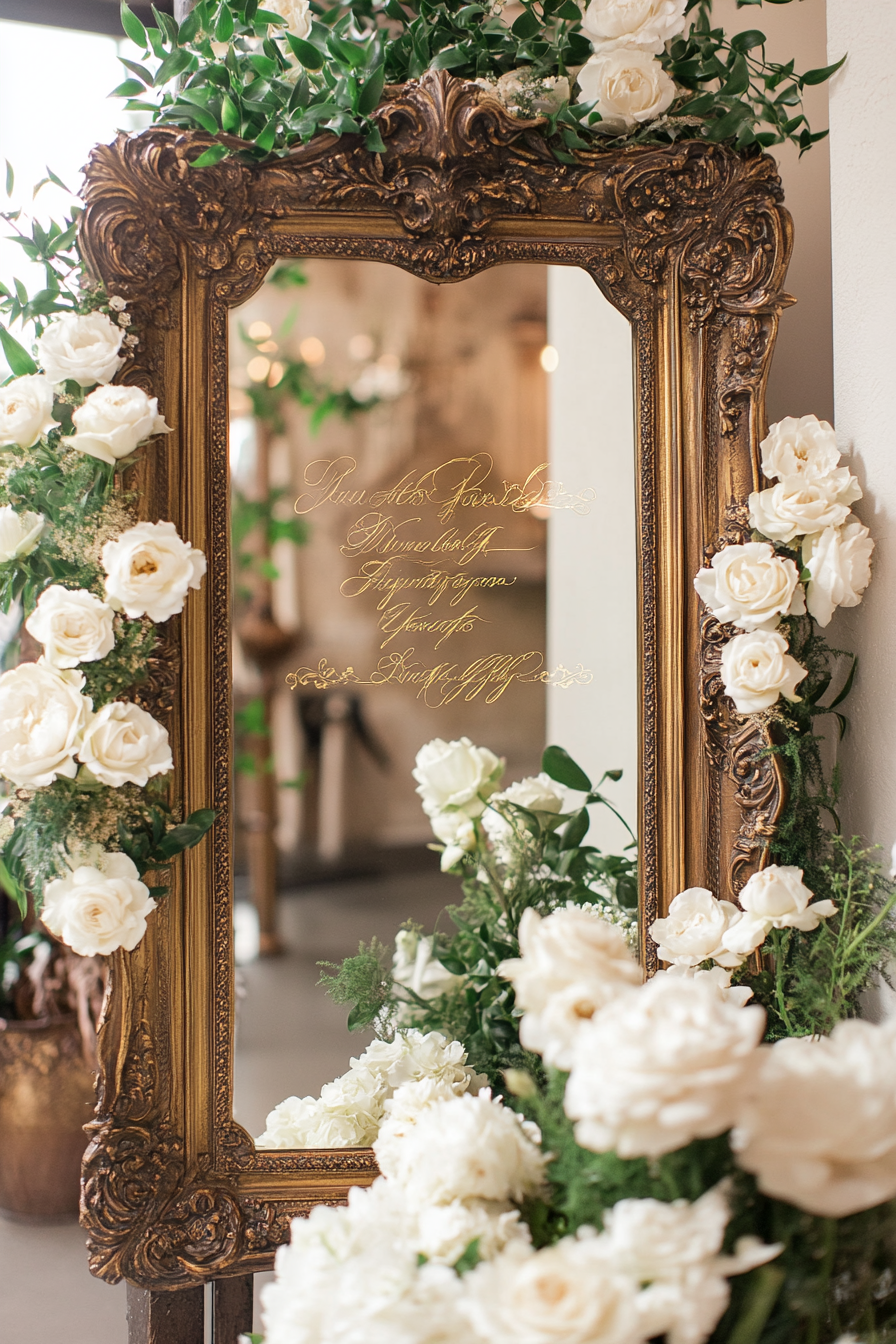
[227,260,637,1145]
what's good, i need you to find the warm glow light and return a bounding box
[378,352,400,372]
[229,387,251,416]
[268,361,285,386]
[300,336,326,366]
[248,320,272,340]
[348,333,375,360]
[539,344,560,373]
[247,355,271,382]
[257,339,278,353]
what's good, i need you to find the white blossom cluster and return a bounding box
[694,415,873,716]
[0,310,206,958]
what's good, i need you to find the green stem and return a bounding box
[841,888,896,962]
[773,929,795,1034]
[806,1219,838,1344]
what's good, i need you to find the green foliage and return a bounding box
[318,936,394,1030]
[112,0,837,168]
[0,171,88,351]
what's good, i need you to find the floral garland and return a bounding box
[114,0,842,168]
[0,192,213,960]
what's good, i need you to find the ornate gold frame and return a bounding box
[77,70,792,1290]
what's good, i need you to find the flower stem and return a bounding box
[773,929,795,1034]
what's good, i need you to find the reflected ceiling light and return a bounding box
[268,361,285,387]
[348,333,375,360]
[257,339,278,354]
[539,344,560,373]
[247,355,271,382]
[300,336,326,366]
[248,320,272,340]
[378,352,400,372]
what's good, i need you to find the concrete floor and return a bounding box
[0,869,455,1344]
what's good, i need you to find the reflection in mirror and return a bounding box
[227,261,636,1146]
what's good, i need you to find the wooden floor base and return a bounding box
[126,1276,254,1344]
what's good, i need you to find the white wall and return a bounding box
[546,266,638,852]
[826,0,896,853]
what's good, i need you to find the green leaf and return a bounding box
[358,65,385,115]
[154,47,195,85]
[0,326,38,376]
[800,53,847,86]
[120,1,148,48]
[286,33,324,69]
[215,3,235,42]
[111,79,148,98]
[190,143,230,167]
[0,856,26,917]
[429,45,469,71]
[511,7,540,37]
[452,1238,482,1275]
[561,807,590,851]
[364,125,387,154]
[730,28,765,53]
[5,161,13,197]
[542,744,591,792]
[221,93,240,131]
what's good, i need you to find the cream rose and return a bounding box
[102,520,207,622]
[655,964,755,1007]
[0,662,90,787]
[720,627,807,715]
[694,542,805,632]
[483,772,567,857]
[428,808,477,871]
[577,48,676,131]
[64,383,171,466]
[25,585,115,668]
[499,905,642,1070]
[749,480,856,543]
[721,864,836,957]
[731,1017,896,1217]
[412,736,503,818]
[40,851,156,957]
[0,505,45,562]
[36,311,124,387]
[581,0,688,53]
[649,886,745,969]
[565,974,765,1158]
[266,0,312,37]
[760,414,842,485]
[802,520,874,627]
[78,700,173,787]
[0,373,59,447]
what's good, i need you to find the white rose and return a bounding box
[78,700,173,787]
[731,1017,896,1217]
[266,0,312,37]
[36,311,124,387]
[802,520,874,627]
[760,414,843,485]
[429,808,477,871]
[565,974,765,1159]
[462,1237,640,1344]
[649,886,745,969]
[392,930,463,1002]
[483,772,567,858]
[720,864,837,957]
[720,627,807,715]
[693,542,805,633]
[40,851,156,957]
[499,905,642,1070]
[376,1090,546,1209]
[0,505,45,562]
[0,374,59,447]
[749,480,856,544]
[102,520,207,621]
[0,662,90,787]
[63,383,171,466]
[577,48,676,131]
[655,963,755,1007]
[581,0,688,53]
[412,736,503,817]
[24,585,115,668]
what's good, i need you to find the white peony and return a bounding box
[36,311,124,387]
[499,905,642,1070]
[649,887,745,969]
[577,48,676,131]
[0,662,90,787]
[24,585,115,668]
[64,383,171,466]
[413,737,503,818]
[749,480,856,543]
[102,520,206,622]
[731,1017,896,1217]
[720,864,836,957]
[428,808,477,871]
[0,505,45,562]
[78,699,173,787]
[802,520,874,627]
[565,973,765,1158]
[40,851,156,956]
[462,1236,641,1344]
[415,1198,529,1266]
[392,930,463,1004]
[256,1093,373,1149]
[0,373,59,447]
[693,542,805,632]
[581,0,688,53]
[266,0,312,38]
[483,772,567,858]
[360,1029,479,1094]
[760,414,843,485]
[375,1090,546,1209]
[654,964,754,1008]
[720,627,807,715]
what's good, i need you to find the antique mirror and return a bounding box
[76,79,792,1299]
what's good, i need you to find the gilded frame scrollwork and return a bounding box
[76,69,793,1288]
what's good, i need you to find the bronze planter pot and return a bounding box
[0,1015,96,1221]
